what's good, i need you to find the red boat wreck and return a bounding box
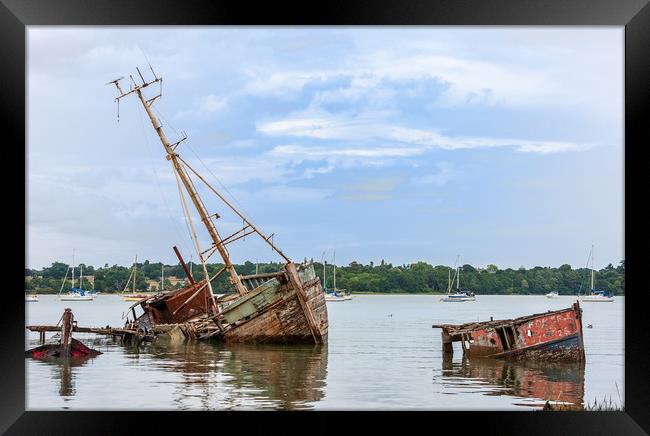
[26,308,102,360]
[432,302,585,362]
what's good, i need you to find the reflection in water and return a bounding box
[124,341,329,410]
[442,355,585,407]
[34,356,96,401]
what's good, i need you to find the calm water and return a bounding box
[26,294,624,410]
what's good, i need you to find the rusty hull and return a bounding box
[136,279,213,326]
[132,262,328,345]
[433,302,585,362]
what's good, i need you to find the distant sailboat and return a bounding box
[324,250,351,302]
[122,254,148,301]
[545,291,560,299]
[59,249,94,301]
[580,245,614,302]
[440,256,475,302]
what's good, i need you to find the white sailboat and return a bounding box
[440,256,475,302]
[545,291,560,299]
[580,245,614,302]
[324,251,350,302]
[59,250,94,301]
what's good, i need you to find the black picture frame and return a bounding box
[3,0,648,434]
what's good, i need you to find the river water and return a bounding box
[25,294,624,410]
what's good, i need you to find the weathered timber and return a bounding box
[27,325,138,335]
[285,262,322,344]
[433,302,585,362]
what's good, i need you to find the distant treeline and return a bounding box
[25,259,624,296]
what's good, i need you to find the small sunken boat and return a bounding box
[432,302,585,362]
[26,308,102,360]
[109,67,328,345]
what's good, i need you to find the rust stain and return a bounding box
[433,302,585,362]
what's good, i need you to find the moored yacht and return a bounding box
[579,245,614,303]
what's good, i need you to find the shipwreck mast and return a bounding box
[108,69,248,297]
[107,67,294,295]
[108,67,323,344]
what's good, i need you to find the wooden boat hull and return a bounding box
[26,338,102,359]
[433,302,585,362]
[493,333,583,361]
[220,263,328,344]
[133,262,329,345]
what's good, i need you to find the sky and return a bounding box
[26,27,624,270]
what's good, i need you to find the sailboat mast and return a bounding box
[591,244,595,290]
[133,254,137,294]
[59,267,70,295]
[131,85,247,296]
[80,264,83,290]
[161,264,164,291]
[333,251,336,291]
[457,266,460,290]
[71,249,75,289]
[447,268,451,294]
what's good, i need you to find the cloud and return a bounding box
[270,144,425,159]
[26,27,623,269]
[258,111,586,154]
[242,45,618,115]
[200,94,228,112]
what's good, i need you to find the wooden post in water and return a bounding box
[441,330,453,355]
[61,308,73,357]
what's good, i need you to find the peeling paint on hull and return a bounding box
[433,302,585,363]
[133,263,329,345]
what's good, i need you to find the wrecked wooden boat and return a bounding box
[26,309,102,360]
[109,67,328,345]
[432,302,585,362]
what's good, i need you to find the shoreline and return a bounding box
[25,292,623,297]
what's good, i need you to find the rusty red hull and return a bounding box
[26,338,102,360]
[137,279,214,326]
[433,302,585,362]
